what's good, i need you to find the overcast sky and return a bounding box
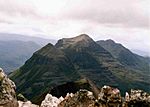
[0,0,149,55]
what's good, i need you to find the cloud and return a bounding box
[0,0,149,28]
[61,0,149,28]
[0,0,149,54]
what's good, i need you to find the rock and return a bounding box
[98,85,122,107]
[59,96,64,102]
[40,94,63,107]
[64,93,74,99]
[18,101,39,107]
[125,92,129,102]
[58,89,96,107]
[125,89,150,107]
[0,68,18,107]
[17,93,28,102]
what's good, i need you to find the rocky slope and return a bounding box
[10,34,150,104]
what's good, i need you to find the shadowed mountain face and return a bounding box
[96,39,149,72]
[10,34,150,104]
[10,43,81,102]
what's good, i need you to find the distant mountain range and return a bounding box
[0,33,56,46]
[0,40,40,74]
[131,49,150,57]
[9,34,150,104]
[0,33,56,73]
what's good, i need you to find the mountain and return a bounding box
[10,34,150,104]
[0,33,56,46]
[0,40,40,74]
[96,39,149,72]
[10,43,81,103]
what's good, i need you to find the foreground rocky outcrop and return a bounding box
[0,68,39,107]
[0,68,18,107]
[41,86,150,107]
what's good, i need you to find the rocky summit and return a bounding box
[0,68,18,107]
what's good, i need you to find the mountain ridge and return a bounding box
[10,34,150,104]
[96,39,149,72]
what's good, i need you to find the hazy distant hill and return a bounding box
[0,33,57,73]
[0,33,56,46]
[0,40,40,73]
[131,49,149,57]
[96,39,149,72]
[10,34,150,104]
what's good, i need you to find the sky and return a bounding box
[0,0,149,55]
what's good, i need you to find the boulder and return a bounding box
[18,101,39,107]
[98,85,122,107]
[17,93,28,102]
[0,68,18,107]
[58,89,96,107]
[64,93,74,99]
[40,94,63,107]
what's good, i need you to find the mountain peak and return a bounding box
[55,34,94,48]
[105,39,115,43]
[74,34,91,40]
[98,39,115,44]
[68,34,93,43]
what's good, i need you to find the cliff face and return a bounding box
[0,68,18,107]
